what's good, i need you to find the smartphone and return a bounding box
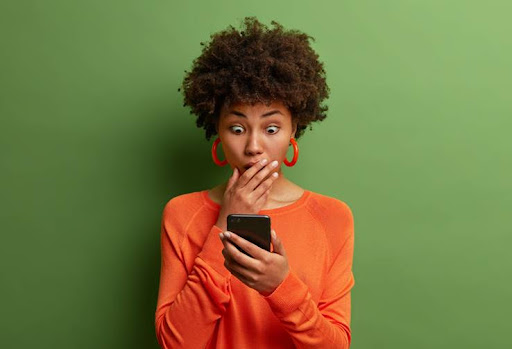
[227,214,271,257]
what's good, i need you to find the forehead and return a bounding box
[220,100,291,118]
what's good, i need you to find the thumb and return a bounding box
[271,230,286,255]
[226,167,239,190]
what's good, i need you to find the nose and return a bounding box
[245,131,264,156]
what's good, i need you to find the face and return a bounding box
[217,100,297,175]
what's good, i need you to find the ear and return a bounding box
[291,120,298,139]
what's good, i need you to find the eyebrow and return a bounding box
[228,110,283,118]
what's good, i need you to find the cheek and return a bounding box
[219,138,242,158]
[272,139,291,159]
[220,143,234,158]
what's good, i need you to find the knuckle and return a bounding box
[264,177,274,187]
[249,164,262,175]
[255,173,267,182]
[230,251,240,263]
[254,171,266,182]
[254,264,263,274]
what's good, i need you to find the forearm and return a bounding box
[264,271,352,349]
[155,257,231,348]
[156,225,232,348]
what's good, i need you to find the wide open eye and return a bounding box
[230,125,244,134]
[267,126,280,134]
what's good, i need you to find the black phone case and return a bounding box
[227,214,271,257]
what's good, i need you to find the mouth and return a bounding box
[243,162,258,170]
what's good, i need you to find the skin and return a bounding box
[212,100,304,296]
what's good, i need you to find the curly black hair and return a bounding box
[179,16,330,141]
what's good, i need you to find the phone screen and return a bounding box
[227,214,271,257]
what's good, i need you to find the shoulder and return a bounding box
[304,190,355,253]
[305,190,354,222]
[161,190,207,224]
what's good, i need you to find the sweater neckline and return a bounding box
[201,189,311,214]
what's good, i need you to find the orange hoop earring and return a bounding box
[212,138,228,166]
[283,138,299,167]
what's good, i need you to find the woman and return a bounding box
[155,17,355,348]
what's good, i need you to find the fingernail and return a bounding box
[225,231,231,238]
[271,160,278,168]
[260,159,268,165]
[272,172,278,178]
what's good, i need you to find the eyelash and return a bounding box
[230,125,280,135]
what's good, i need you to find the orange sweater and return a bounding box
[155,189,355,348]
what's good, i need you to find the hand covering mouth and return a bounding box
[243,162,258,170]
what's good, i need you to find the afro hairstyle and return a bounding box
[179,16,330,141]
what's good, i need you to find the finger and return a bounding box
[225,167,239,191]
[252,171,279,199]
[270,230,286,256]
[227,232,268,260]
[228,267,253,287]
[219,231,231,247]
[223,238,260,271]
[236,158,268,188]
[220,232,230,251]
[223,253,254,279]
[254,189,271,209]
[245,160,279,192]
[220,232,238,263]
[221,238,232,265]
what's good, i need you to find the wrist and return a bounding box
[215,217,227,231]
[216,209,231,231]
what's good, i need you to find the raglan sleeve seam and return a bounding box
[162,199,184,252]
[304,203,334,268]
[177,202,208,252]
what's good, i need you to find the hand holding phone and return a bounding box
[221,214,290,296]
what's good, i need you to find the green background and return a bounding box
[1,1,511,348]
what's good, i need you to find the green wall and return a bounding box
[1,1,511,348]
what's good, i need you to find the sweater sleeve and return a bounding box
[155,199,232,348]
[262,201,355,348]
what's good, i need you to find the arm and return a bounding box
[263,203,355,348]
[155,201,232,348]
